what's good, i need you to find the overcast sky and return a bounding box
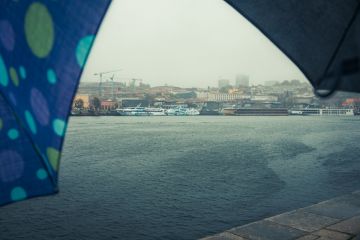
[81,0,308,88]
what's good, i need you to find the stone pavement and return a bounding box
[200,190,360,240]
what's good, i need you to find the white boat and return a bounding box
[117,105,200,116]
[165,108,177,116]
[165,106,200,116]
[145,107,166,116]
[292,108,354,116]
[289,110,303,115]
[116,106,150,116]
[185,108,200,116]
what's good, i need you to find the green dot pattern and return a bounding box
[24,2,54,58]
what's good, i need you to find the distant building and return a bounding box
[101,99,118,110]
[218,79,230,89]
[235,74,249,87]
[196,92,248,101]
[251,95,278,102]
[119,98,149,107]
[148,86,180,95]
[293,96,314,105]
[342,98,360,107]
[76,82,99,96]
[171,90,196,99]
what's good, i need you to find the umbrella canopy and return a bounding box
[0,0,111,206]
[225,0,360,96]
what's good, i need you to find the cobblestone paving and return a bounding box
[200,191,360,240]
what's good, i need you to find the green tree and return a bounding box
[74,98,84,109]
[92,97,101,110]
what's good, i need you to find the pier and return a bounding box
[201,190,360,240]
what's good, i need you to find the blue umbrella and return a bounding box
[0,0,111,206]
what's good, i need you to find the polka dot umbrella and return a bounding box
[0,1,111,206]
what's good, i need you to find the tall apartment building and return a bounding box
[235,74,249,87]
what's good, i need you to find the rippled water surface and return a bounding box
[1,116,360,240]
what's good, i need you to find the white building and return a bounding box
[251,95,278,102]
[196,92,249,101]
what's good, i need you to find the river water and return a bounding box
[1,116,360,240]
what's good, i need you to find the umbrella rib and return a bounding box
[50,0,113,187]
[318,2,360,87]
[0,91,58,191]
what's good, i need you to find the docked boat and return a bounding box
[200,108,221,115]
[116,106,150,116]
[292,108,354,116]
[200,101,222,115]
[165,106,200,116]
[289,110,303,115]
[165,108,178,116]
[200,104,221,115]
[144,107,166,116]
[186,108,200,116]
[117,105,200,116]
[223,108,289,116]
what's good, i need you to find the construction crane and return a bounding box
[94,69,121,98]
[109,74,115,99]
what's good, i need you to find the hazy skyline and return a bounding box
[81,0,308,88]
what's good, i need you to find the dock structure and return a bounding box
[200,190,360,240]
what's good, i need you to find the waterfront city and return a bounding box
[73,75,360,116]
